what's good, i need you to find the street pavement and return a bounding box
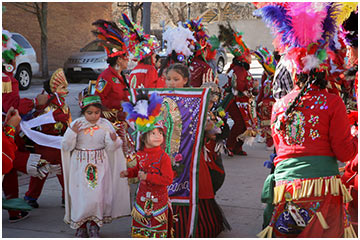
[2,142,272,238]
[3,56,269,237]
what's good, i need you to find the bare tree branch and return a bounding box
[161,2,177,26]
[11,3,37,15]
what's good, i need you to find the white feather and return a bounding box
[163,22,196,57]
[133,100,148,116]
[301,54,320,72]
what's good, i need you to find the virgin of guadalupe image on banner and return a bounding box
[129,87,210,236]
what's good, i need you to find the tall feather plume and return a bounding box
[120,13,144,42]
[323,3,341,51]
[218,23,235,47]
[286,2,328,47]
[92,19,127,53]
[253,4,293,48]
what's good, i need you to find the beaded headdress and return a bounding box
[252,47,277,76]
[119,14,160,61]
[122,90,164,134]
[49,68,68,95]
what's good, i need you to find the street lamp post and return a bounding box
[187,2,191,19]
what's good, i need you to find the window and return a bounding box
[11,34,32,48]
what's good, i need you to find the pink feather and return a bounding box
[286,2,328,46]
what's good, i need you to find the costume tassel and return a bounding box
[2,81,12,93]
[278,184,285,203]
[307,179,315,197]
[315,211,329,229]
[273,186,278,204]
[324,178,330,195]
[314,179,320,197]
[131,207,148,225]
[334,178,340,196]
[292,182,298,200]
[349,224,357,238]
[257,225,273,238]
[154,213,168,224]
[340,183,353,203]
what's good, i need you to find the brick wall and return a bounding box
[3,2,113,75]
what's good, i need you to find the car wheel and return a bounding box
[217,57,225,74]
[15,65,32,90]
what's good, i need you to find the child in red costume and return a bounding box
[121,92,173,237]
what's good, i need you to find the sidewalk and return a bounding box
[2,142,270,238]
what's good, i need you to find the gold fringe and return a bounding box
[2,81,12,93]
[292,182,298,200]
[344,224,357,238]
[314,179,319,197]
[315,211,329,229]
[154,212,168,224]
[301,180,308,199]
[131,207,148,225]
[307,180,315,198]
[257,225,273,238]
[334,178,341,196]
[318,178,323,196]
[325,178,330,195]
[340,183,353,203]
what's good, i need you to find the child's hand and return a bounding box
[110,132,117,141]
[120,170,128,178]
[71,121,82,133]
[138,171,147,181]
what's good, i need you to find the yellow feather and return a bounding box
[334,2,358,26]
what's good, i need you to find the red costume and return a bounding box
[127,146,173,238]
[2,72,35,115]
[260,86,358,238]
[189,57,213,87]
[95,66,133,154]
[129,62,164,88]
[256,73,275,147]
[24,95,70,202]
[2,128,17,175]
[224,61,257,155]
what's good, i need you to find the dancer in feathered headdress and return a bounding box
[119,14,163,89]
[217,22,258,157]
[183,17,218,87]
[157,23,196,79]
[92,18,134,156]
[254,3,358,238]
[120,91,174,238]
[253,47,278,150]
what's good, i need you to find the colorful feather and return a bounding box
[334,2,358,26]
[286,2,328,47]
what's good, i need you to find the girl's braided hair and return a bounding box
[284,70,326,116]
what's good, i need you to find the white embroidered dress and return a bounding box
[61,117,131,229]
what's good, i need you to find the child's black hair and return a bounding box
[80,103,104,115]
[165,63,190,87]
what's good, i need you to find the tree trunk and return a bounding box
[36,3,48,78]
[142,2,151,34]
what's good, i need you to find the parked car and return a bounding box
[64,40,137,83]
[11,32,40,90]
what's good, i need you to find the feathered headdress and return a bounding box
[218,23,250,62]
[162,22,196,62]
[122,90,164,134]
[184,18,209,53]
[2,30,25,69]
[252,47,277,76]
[119,14,159,61]
[253,2,358,74]
[92,19,129,58]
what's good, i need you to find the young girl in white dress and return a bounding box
[61,95,130,238]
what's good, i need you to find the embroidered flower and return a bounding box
[308,115,319,127]
[309,129,320,140]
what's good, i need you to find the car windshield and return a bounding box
[81,41,104,52]
[11,34,32,48]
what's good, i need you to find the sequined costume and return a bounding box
[61,117,130,229]
[127,146,173,238]
[259,85,358,238]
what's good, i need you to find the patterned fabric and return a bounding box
[273,57,294,101]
